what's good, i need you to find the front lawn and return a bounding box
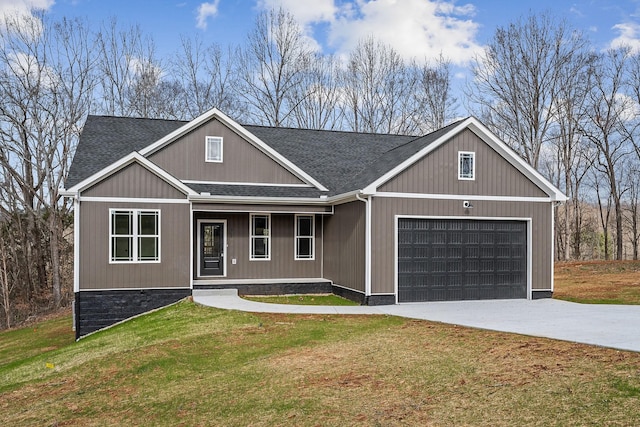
[2,300,640,426]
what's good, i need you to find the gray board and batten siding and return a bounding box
[148,118,307,185]
[79,202,191,290]
[323,201,367,295]
[379,129,548,197]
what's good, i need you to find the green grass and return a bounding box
[0,312,74,368]
[242,293,359,306]
[2,300,640,426]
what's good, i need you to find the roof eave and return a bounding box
[65,152,197,196]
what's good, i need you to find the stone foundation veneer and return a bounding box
[75,288,191,339]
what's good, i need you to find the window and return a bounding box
[458,151,475,180]
[110,209,160,263]
[250,214,270,260]
[205,136,223,162]
[295,215,314,260]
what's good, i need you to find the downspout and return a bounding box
[73,194,80,338]
[356,192,372,302]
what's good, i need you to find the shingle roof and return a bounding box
[66,116,185,188]
[66,114,465,198]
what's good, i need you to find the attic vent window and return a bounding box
[205,136,223,162]
[458,151,475,180]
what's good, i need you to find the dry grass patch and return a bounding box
[555,260,640,304]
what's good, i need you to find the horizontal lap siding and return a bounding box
[149,118,305,185]
[323,201,366,293]
[371,197,552,294]
[380,129,548,197]
[79,202,191,289]
[194,213,322,280]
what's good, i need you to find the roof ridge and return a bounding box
[87,114,188,123]
[242,123,417,138]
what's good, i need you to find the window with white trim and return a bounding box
[250,214,270,260]
[205,136,223,162]
[295,215,314,260]
[110,209,160,263]
[458,151,475,180]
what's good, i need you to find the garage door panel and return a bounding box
[398,219,527,302]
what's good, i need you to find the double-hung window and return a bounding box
[458,151,475,180]
[250,214,270,260]
[205,136,223,162]
[110,209,160,263]
[295,215,314,260]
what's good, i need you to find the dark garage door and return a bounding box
[398,218,527,302]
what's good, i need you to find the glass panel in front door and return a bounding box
[201,223,223,276]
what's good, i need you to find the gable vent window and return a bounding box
[110,209,160,263]
[458,151,475,180]
[205,136,223,162]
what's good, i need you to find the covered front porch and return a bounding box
[190,203,334,295]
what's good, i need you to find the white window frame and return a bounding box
[109,209,161,264]
[250,213,271,261]
[294,215,315,260]
[458,151,475,180]
[205,136,223,163]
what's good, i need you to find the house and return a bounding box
[62,108,566,338]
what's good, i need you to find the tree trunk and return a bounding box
[49,211,62,308]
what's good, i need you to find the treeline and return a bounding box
[0,8,638,328]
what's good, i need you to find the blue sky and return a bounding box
[5,0,640,68]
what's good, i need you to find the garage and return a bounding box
[397,218,528,302]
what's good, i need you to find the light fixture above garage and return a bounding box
[463,200,473,209]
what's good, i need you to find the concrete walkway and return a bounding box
[193,289,640,353]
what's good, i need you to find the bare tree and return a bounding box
[467,12,591,169]
[169,35,239,120]
[0,13,94,314]
[413,54,457,133]
[235,7,312,126]
[287,53,343,130]
[340,37,419,134]
[580,48,634,260]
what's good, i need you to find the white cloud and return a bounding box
[610,22,640,53]
[258,0,481,66]
[329,0,481,65]
[196,1,220,30]
[0,0,54,34]
[0,0,53,18]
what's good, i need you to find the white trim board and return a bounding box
[80,197,189,204]
[65,152,196,197]
[374,192,553,203]
[182,179,313,188]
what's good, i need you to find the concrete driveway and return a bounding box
[193,289,640,353]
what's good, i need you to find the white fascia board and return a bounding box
[66,152,196,196]
[362,119,470,195]
[465,119,568,202]
[188,194,331,205]
[139,108,329,192]
[362,117,568,202]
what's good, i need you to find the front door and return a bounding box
[199,221,224,276]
